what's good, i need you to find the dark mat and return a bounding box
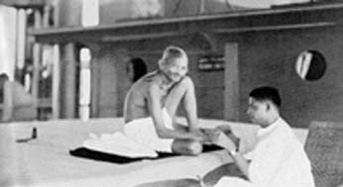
[69,144,223,164]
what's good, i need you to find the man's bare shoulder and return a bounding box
[142,71,158,82]
[127,71,160,97]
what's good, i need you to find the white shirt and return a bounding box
[216,118,315,187]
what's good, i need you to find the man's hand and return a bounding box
[216,125,240,147]
[189,129,208,142]
[212,131,237,152]
[173,122,189,132]
[200,128,221,144]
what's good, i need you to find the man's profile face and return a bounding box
[246,97,269,127]
[164,57,188,83]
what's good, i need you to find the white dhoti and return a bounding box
[124,108,174,153]
[83,109,173,158]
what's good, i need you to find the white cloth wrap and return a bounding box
[83,108,173,158]
[124,108,173,153]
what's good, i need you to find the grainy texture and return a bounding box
[305,121,343,187]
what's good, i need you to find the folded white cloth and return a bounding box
[124,108,173,153]
[83,132,158,158]
[83,108,173,158]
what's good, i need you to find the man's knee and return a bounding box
[169,76,193,96]
[179,76,194,88]
[173,76,194,95]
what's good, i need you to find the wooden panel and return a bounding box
[224,43,239,121]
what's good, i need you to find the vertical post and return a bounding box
[199,0,206,14]
[60,43,76,118]
[52,2,60,28]
[52,44,60,119]
[90,45,100,118]
[32,9,42,102]
[81,0,99,27]
[16,9,27,74]
[50,3,61,119]
[42,5,51,28]
[5,7,17,80]
[224,43,240,121]
[79,48,91,121]
[54,0,82,119]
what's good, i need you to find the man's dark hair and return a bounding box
[128,58,147,82]
[249,86,281,107]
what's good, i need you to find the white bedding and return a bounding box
[83,132,159,158]
[0,118,308,187]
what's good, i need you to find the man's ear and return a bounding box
[265,102,271,111]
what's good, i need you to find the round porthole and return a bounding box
[295,50,326,81]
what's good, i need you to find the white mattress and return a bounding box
[0,118,308,187]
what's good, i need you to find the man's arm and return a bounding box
[214,132,250,178]
[148,84,204,141]
[216,125,240,147]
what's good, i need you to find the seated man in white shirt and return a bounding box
[210,86,315,187]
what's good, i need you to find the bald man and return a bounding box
[124,46,217,155]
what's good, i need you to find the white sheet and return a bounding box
[83,132,158,158]
[82,109,173,157]
[0,118,228,187]
[0,118,308,187]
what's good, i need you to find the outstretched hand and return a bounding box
[189,129,210,142]
[200,128,222,144]
[216,125,240,147]
[212,131,237,151]
[188,125,240,149]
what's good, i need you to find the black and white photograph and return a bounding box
[0,0,342,187]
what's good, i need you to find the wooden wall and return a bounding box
[91,25,343,128]
[55,1,343,127]
[221,27,343,127]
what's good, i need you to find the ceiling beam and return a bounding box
[0,0,45,8]
[29,2,343,44]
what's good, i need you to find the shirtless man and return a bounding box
[124,46,212,155]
